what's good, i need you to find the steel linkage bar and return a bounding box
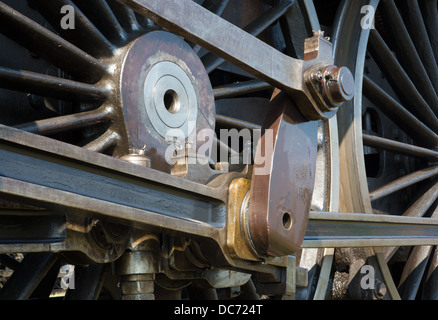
[304,212,438,248]
[114,0,352,121]
[3,126,438,254]
[0,125,226,240]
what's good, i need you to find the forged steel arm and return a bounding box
[115,0,354,120]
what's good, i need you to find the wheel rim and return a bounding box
[335,0,438,300]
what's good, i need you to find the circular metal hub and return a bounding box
[120,30,215,173]
[143,61,198,139]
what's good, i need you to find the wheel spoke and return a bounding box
[202,0,229,16]
[368,29,438,129]
[420,0,438,64]
[402,0,438,93]
[313,248,334,300]
[0,2,108,83]
[214,136,239,157]
[379,0,438,111]
[384,182,438,260]
[369,166,438,202]
[83,130,120,153]
[422,245,438,299]
[107,0,143,33]
[30,258,61,299]
[15,106,114,135]
[0,253,58,300]
[238,279,260,300]
[213,80,271,99]
[363,75,438,147]
[300,0,320,32]
[398,245,433,300]
[403,183,438,219]
[29,0,115,57]
[362,134,438,159]
[73,0,127,44]
[0,67,110,102]
[397,207,438,300]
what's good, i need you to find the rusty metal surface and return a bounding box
[249,90,318,256]
[120,30,215,174]
[226,178,260,261]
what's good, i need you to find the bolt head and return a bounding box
[323,66,355,104]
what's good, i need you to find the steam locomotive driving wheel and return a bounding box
[0,0,437,301]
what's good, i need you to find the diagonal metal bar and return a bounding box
[404,0,438,94]
[398,245,433,299]
[369,165,438,202]
[201,0,295,73]
[0,2,108,83]
[114,0,335,120]
[420,0,438,63]
[216,114,261,130]
[0,253,58,300]
[368,29,438,131]
[363,75,438,148]
[107,0,143,33]
[397,204,438,299]
[379,0,438,114]
[29,0,115,57]
[74,0,128,44]
[115,0,306,90]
